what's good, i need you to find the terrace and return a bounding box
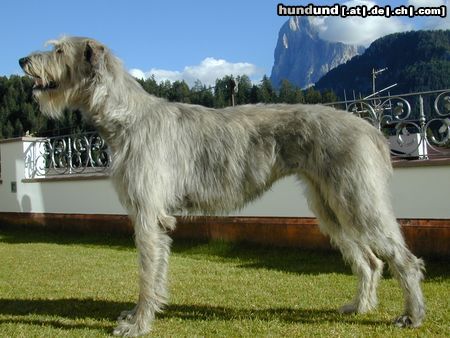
[0,89,449,336]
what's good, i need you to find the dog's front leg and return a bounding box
[114,212,165,337]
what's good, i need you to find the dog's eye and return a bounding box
[56,48,63,54]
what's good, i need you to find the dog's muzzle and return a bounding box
[19,57,58,91]
[19,57,30,69]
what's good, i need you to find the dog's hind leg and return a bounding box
[114,211,167,337]
[321,175,424,326]
[328,156,425,327]
[303,176,383,314]
[345,202,425,326]
[370,216,425,327]
[387,248,425,327]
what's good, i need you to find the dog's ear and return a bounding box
[84,40,106,69]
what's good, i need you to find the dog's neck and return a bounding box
[83,71,163,153]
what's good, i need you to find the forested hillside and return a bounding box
[0,74,335,139]
[315,30,450,96]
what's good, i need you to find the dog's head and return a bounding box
[19,36,111,118]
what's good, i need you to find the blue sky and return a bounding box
[1,0,449,85]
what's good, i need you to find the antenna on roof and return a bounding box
[372,67,388,94]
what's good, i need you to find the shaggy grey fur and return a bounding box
[20,36,425,336]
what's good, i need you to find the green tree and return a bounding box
[169,81,191,103]
[258,75,276,103]
[249,85,260,104]
[293,88,305,103]
[3,120,14,139]
[140,75,160,96]
[214,75,235,108]
[321,90,338,103]
[278,79,297,103]
[235,75,252,105]
[190,80,214,107]
[304,87,322,104]
[14,119,24,137]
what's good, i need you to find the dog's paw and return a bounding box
[117,308,136,322]
[113,307,151,337]
[113,321,150,337]
[394,315,421,328]
[339,303,358,314]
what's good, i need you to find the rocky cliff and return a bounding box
[270,17,364,89]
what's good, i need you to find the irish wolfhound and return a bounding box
[19,36,425,336]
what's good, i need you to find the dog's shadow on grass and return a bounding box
[0,298,133,332]
[164,303,388,326]
[0,298,132,320]
[0,298,388,332]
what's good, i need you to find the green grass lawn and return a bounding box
[0,226,448,337]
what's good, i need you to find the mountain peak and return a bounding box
[271,17,364,89]
[288,17,299,31]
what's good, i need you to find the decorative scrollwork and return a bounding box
[340,89,450,160]
[433,91,450,116]
[425,118,450,147]
[380,96,412,122]
[30,132,111,177]
[390,122,423,158]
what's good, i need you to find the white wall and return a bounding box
[1,138,449,218]
[391,165,450,219]
[237,166,450,218]
[0,139,125,214]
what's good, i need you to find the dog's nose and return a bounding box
[19,57,30,69]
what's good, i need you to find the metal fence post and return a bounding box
[67,136,73,174]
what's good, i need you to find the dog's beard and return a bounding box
[32,78,58,91]
[27,72,59,92]
[34,89,67,119]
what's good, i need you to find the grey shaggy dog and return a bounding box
[20,36,425,336]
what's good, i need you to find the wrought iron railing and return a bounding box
[25,132,111,178]
[327,89,450,160]
[23,90,450,178]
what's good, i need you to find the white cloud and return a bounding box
[408,0,450,30]
[431,17,450,29]
[129,69,146,79]
[129,57,262,87]
[408,0,446,7]
[310,0,413,46]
